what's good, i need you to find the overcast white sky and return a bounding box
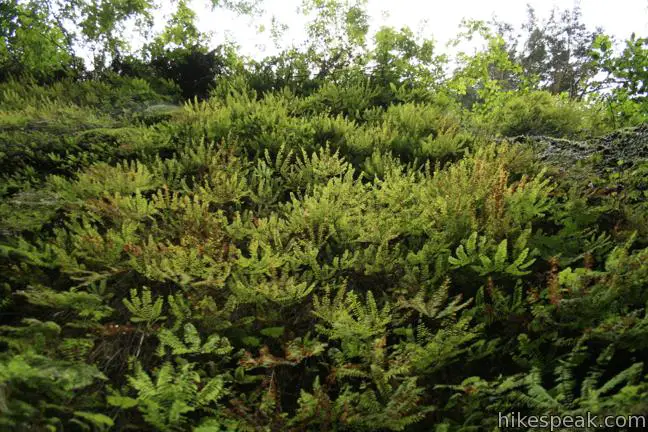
[179,0,648,58]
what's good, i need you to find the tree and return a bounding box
[591,33,648,125]
[517,4,604,99]
[1,0,264,78]
[299,0,370,81]
[448,19,526,109]
[369,26,446,105]
[0,0,81,80]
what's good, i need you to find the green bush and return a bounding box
[466,90,612,139]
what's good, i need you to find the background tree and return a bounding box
[0,0,82,80]
[299,0,370,82]
[590,33,648,125]
[369,26,446,105]
[517,4,604,99]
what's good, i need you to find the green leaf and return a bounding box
[242,336,261,347]
[107,395,139,409]
[260,326,285,338]
[494,239,508,268]
[73,411,114,427]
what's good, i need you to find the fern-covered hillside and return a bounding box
[1,1,647,431]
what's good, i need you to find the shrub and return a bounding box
[480,90,606,138]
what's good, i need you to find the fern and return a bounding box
[122,287,166,328]
[449,232,537,276]
[157,323,232,357]
[127,361,229,432]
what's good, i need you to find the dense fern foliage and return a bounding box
[1,72,647,431]
[1,0,648,429]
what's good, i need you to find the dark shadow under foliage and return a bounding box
[110,45,238,101]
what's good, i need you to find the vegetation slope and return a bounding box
[1,1,647,431]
